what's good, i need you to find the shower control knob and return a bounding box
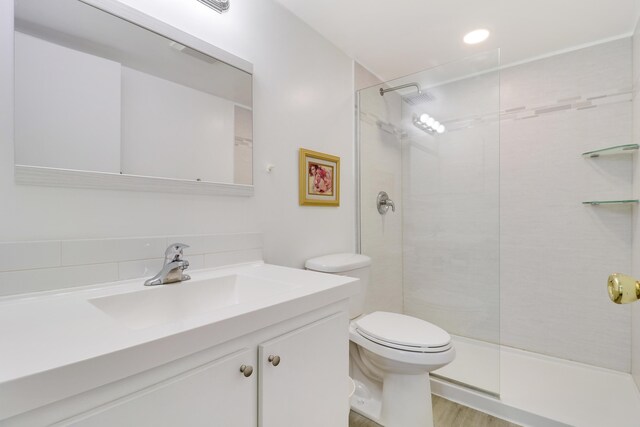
[240,365,253,377]
[268,355,281,366]
[377,191,396,215]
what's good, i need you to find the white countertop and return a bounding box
[0,262,359,420]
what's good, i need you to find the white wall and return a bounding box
[1,0,355,269]
[355,62,382,92]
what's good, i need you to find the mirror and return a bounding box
[14,0,253,195]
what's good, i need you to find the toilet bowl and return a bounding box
[305,254,455,427]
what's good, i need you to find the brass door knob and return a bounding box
[240,365,253,377]
[607,273,640,304]
[268,355,281,366]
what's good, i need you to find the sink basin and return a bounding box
[89,274,299,329]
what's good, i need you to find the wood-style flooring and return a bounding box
[348,395,522,427]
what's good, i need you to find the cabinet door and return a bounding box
[60,348,257,427]
[259,312,349,427]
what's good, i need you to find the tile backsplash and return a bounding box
[0,233,263,297]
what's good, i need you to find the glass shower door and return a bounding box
[357,50,501,395]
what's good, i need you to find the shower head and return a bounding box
[402,91,436,106]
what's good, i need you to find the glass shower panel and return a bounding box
[358,49,501,395]
[357,81,405,316]
[402,51,501,395]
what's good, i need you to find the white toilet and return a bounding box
[305,253,455,427]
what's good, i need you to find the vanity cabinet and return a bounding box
[7,308,349,427]
[259,313,347,427]
[65,349,258,427]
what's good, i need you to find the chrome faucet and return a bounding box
[144,243,191,286]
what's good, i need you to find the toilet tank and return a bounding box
[305,253,371,319]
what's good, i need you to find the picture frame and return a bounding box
[299,148,340,206]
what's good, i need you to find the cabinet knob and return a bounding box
[268,355,281,366]
[239,365,253,377]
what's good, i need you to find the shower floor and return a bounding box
[432,336,640,427]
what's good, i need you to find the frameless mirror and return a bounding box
[14,0,253,195]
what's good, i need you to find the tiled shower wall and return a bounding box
[500,38,633,371]
[0,233,262,297]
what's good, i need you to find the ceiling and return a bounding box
[275,0,640,82]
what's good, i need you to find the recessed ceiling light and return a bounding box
[463,29,490,45]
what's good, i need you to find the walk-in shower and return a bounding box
[356,40,640,426]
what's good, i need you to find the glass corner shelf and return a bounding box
[582,199,639,206]
[582,144,639,158]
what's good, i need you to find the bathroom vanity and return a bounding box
[0,263,359,426]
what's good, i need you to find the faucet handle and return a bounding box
[165,243,190,261]
[377,191,396,215]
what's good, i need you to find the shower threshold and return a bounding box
[433,335,500,396]
[431,336,640,427]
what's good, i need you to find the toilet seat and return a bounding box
[354,311,451,353]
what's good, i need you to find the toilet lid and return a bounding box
[355,312,451,352]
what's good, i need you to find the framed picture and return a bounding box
[299,148,340,206]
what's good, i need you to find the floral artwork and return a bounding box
[308,163,333,195]
[299,149,340,206]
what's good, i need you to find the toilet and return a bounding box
[305,253,455,427]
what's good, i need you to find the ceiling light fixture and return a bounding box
[463,29,490,45]
[198,0,230,13]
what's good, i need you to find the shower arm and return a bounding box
[379,82,422,96]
